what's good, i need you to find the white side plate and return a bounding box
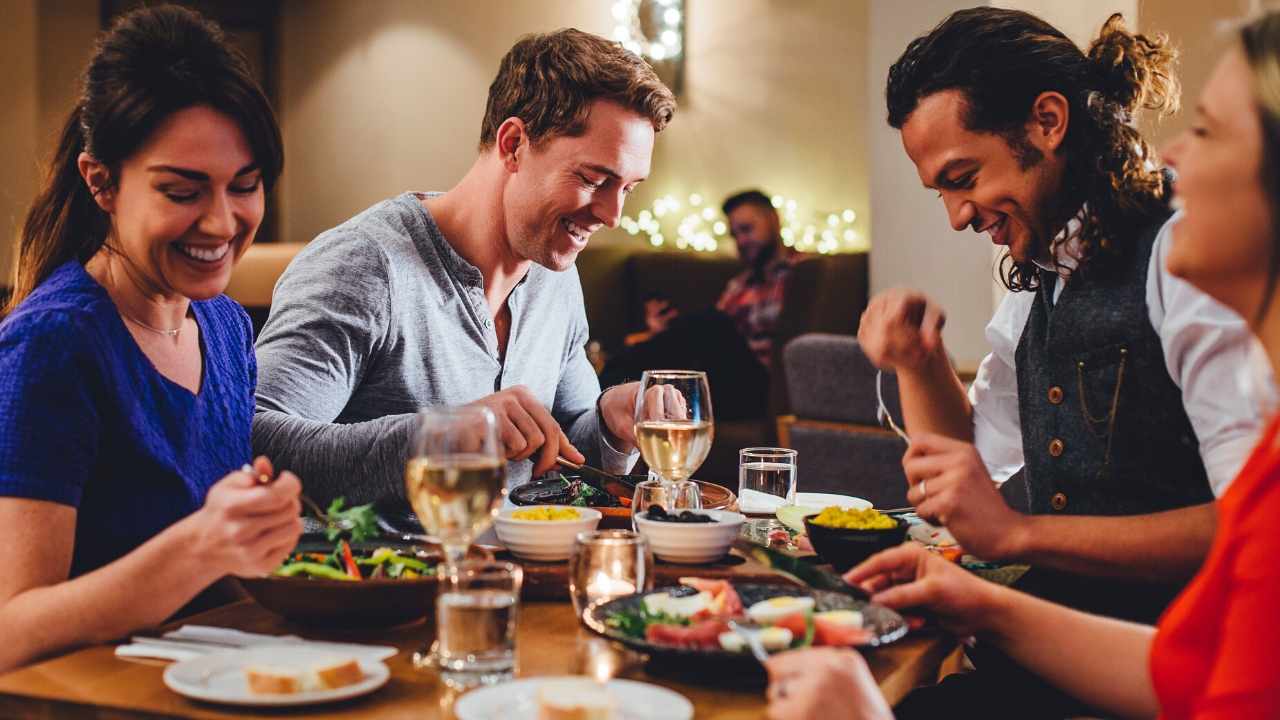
[162,644,390,707]
[454,676,693,720]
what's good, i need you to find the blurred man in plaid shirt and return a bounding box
[603,190,793,420]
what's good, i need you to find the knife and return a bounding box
[733,538,871,601]
[555,456,636,504]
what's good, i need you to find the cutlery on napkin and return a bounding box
[115,624,398,662]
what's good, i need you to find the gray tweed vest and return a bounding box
[1013,210,1213,517]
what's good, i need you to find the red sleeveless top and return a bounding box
[1150,415,1280,718]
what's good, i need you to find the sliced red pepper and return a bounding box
[340,540,361,580]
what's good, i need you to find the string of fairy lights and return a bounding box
[611,0,683,62]
[610,3,862,254]
[618,193,866,255]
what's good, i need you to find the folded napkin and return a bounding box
[115,624,398,662]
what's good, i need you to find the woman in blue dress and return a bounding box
[0,5,301,671]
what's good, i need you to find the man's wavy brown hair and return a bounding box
[479,28,676,150]
[887,8,1179,291]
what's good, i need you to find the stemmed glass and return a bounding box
[632,370,714,513]
[405,406,507,568]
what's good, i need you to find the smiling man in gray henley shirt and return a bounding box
[252,30,678,504]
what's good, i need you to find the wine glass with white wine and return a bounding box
[633,370,714,510]
[405,406,506,567]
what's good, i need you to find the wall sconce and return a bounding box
[612,0,685,94]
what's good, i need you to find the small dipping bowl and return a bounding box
[803,513,909,573]
[633,509,746,564]
[494,505,602,562]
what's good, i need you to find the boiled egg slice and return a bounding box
[643,591,713,618]
[746,596,815,625]
[814,609,864,628]
[759,626,794,651]
[718,632,746,653]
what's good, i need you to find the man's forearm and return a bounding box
[898,347,973,441]
[251,410,416,506]
[1010,502,1217,581]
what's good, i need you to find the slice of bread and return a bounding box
[244,656,363,695]
[315,657,364,689]
[536,678,617,720]
[245,665,305,695]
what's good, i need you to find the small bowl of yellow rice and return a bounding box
[803,506,908,572]
[494,505,602,562]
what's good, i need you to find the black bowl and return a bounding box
[804,515,909,572]
[239,534,449,627]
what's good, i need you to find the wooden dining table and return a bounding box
[0,594,957,719]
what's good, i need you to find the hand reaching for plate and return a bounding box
[843,543,1002,638]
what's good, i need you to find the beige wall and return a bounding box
[0,0,99,284]
[0,0,40,282]
[1141,0,1255,151]
[276,0,870,253]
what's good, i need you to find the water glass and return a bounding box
[568,530,654,621]
[630,477,701,528]
[737,447,798,514]
[435,560,523,687]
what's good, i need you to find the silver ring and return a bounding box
[920,479,927,500]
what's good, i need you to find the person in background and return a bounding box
[252,30,677,504]
[854,7,1273,717]
[766,10,1280,719]
[601,189,791,420]
[0,5,302,673]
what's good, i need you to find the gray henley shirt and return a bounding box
[252,191,636,505]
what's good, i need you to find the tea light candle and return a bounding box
[586,570,636,600]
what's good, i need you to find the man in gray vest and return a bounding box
[857,8,1273,717]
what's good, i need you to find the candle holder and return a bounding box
[568,530,654,621]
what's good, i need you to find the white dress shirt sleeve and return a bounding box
[968,289,1036,485]
[1146,213,1276,496]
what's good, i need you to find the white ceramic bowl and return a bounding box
[633,509,746,564]
[494,505,602,562]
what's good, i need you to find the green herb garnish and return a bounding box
[605,607,691,638]
[324,497,379,543]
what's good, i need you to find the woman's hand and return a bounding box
[765,647,893,720]
[843,544,1003,637]
[187,456,303,578]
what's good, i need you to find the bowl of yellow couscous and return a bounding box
[494,505,602,562]
[803,506,908,572]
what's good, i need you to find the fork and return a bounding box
[725,619,772,666]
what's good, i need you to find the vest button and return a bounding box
[1051,492,1068,511]
[1048,438,1064,457]
[1048,386,1064,404]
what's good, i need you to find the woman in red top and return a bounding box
[764,12,1280,720]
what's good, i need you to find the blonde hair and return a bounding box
[1240,11,1280,319]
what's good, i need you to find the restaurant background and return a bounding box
[0,0,1254,370]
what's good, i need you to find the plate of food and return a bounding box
[582,578,907,668]
[508,473,737,528]
[453,676,692,720]
[240,497,466,626]
[162,644,389,707]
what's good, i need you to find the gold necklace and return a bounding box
[120,311,182,338]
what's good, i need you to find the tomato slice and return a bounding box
[813,616,874,646]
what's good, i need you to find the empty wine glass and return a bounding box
[633,370,714,487]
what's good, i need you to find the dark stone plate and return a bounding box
[583,583,908,674]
